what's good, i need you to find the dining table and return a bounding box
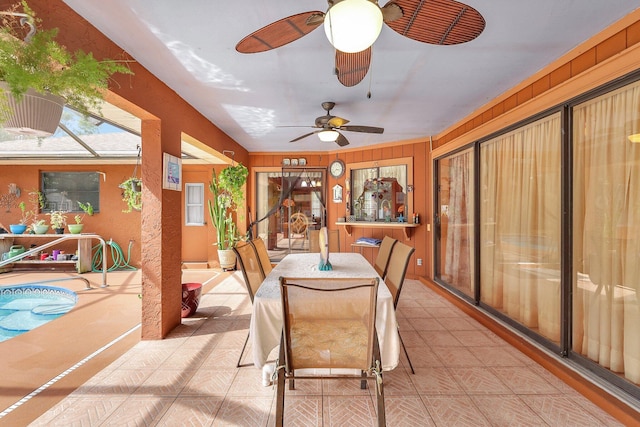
[250,252,400,372]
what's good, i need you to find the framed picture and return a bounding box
[333,184,343,203]
[298,158,306,166]
[282,158,290,166]
[291,158,299,166]
[162,152,182,191]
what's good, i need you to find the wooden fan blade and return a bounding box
[335,132,350,147]
[290,131,318,143]
[328,116,349,127]
[381,2,403,22]
[383,0,485,45]
[335,47,371,87]
[340,125,384,134]
[236,11,324,53]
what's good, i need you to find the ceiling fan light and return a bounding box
[318,130,339,142]
[324,0,383,53]
[628,133,640,143]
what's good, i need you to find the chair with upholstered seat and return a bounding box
[233,240,266,367]
[384,241,415,374]
[275,276,385,427]
[374,236,397,278]
[250,237,273,276]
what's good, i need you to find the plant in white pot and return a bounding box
[26,189,47,234]
[208,163,248,270]
[0,1,133,136]
[30,218,47,234]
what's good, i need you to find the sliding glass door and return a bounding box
[479,113,562,343]
[572,80,640,385]
[435,148,475,298]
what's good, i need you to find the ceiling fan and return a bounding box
[236,0,485,87]
[288,101,384,147]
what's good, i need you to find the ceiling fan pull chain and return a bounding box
[367,48,374,99]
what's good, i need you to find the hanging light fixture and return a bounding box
[318,129,339,142]
[324,0,383,54]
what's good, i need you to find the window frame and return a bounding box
[40,171,101,213]
[346,157,414,222]
[184,182,205,226]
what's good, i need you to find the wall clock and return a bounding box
[329,159,345,178]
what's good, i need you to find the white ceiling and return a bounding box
[62,0,640,153]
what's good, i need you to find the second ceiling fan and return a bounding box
[288,101,384,147]
[236,0,485,87]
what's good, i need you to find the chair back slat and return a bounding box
[280,277,379,371]
[328,229,340,253]
[374,236,397,278]
[308,229,340,253]
[250,238,273,276]
[308,230,320,253]
[384,242,415,308]
[233,241,265,303]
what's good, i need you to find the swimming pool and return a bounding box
[0,285,77,342]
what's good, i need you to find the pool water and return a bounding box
[0,285,77,342]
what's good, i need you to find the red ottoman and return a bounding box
[181,282,202,318]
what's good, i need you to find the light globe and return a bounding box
[324,0,383,53]
[318,130,339,142]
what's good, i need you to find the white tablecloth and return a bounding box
[250,253,400,371]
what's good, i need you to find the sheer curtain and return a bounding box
[573,80,640,384]
[443,149,474,295]
[480,113,561,341]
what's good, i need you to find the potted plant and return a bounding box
[0,1,133,136]
[68,201,93,234]
[9,200,30,234]
[119,177,142,213]
[26,189,47,234]
[30,218,48,234]
[47,210,66,234]
[208,163,248,270]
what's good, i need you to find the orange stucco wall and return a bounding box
[0,164,141,267]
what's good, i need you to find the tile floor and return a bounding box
[2,270,630,426]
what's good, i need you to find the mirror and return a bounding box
[350,164,408,222]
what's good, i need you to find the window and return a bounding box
[41,172,100,213]
[349,161,410,221]
[185,183,205,225]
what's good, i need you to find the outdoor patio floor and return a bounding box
[0,268,630,426]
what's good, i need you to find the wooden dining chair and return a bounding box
[328,229,340,253]
[374,236,398,278]
[308,229,320,252]
[249,237,272,276]
[384,241,416,374]
[233,240,266,367]
[275,277,385,427]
